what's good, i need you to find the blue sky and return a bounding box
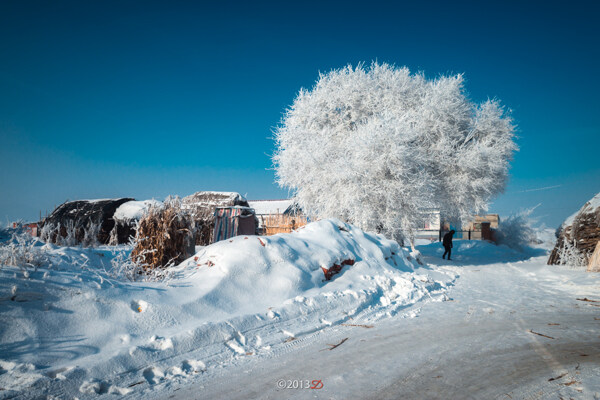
[1,0,598,228]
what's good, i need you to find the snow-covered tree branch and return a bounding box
[273,62,517,242]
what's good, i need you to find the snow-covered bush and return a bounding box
[554,238,587,267]
[494,210,537,251]
[40,219,101,247]
[274,62,517,242]
[0,229,48,272]
[109,247,175,282]
[548,192,600,267]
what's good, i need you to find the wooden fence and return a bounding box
[261,214,309,235]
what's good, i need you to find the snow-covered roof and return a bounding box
[113,200,162,223]
[182,191,247,207]
[248,199,293,215]
[562,192,600,229]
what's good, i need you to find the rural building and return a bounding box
[213,206,257,242]
[414,209,442,240]
[461,214,500,240]
[183,191,257,244]
[248,199,294,217]
[415,211,500,241]
[40,198,135,246]
[248,199,307,235]
[12,222,39,237]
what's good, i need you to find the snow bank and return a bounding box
[180,219,432,317]
[0,219,455,398]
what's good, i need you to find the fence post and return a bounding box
[468,229,471,240]
[439,229,442,242]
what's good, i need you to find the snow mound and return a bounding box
[0,219,455,398]
[182,218,421,313]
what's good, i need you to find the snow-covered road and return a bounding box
[165,251,600,400]
[2,233,599,399]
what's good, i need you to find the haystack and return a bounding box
[588,241,600,272]
[182,191,256,245]
[40,198,134,246]
[548,192,600,269]
[111,199,162,245]
[131,198,195,271]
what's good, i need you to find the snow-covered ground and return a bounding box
[0,219,453,399]
[176,243,599,400]
[1,222,598,399]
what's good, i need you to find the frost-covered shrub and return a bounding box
[495,211,536,251]
[548,192,600,266]
[274,62,517,242]
[109,245,175,282]
[40,219,102,247]
[0,229,48,271]
[555,238,587,267]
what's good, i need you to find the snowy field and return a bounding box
[1,222,599,399]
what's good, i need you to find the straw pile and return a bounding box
[131,197,195,271]
[262,214,309,235]
[548,192,600,268]
[588,241,600,272]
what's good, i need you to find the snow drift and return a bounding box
[0,219,455,398]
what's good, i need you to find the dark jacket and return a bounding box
[442,231,454,248]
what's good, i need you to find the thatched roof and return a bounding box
[548,192,600,266]
[183,191,248,214]
[41,198,134,245]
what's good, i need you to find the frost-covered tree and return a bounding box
[273,62,517,243]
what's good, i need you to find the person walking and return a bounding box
[442,230,455,260]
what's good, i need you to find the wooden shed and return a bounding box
[182,191,257,245]
[213,206,257,242]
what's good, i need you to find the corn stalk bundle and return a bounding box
[131,197,195,271]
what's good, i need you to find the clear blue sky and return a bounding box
[1,0,598,228]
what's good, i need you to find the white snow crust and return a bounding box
[113,200,162,223]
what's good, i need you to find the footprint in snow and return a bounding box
[80,379,131,395]
[143,366,164,385]
[181,359,206,374]
[45,366,74,380]
[147,335,173,351]
[282,330,296,342]
[232,330,246,345]
[226,339,246,354]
